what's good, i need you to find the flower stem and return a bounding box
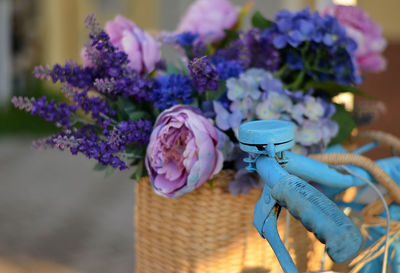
[288,70,306,90]
[275,64,288,78]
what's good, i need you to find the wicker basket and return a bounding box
[135,170,333,273]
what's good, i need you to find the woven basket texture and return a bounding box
[135,170,338,273]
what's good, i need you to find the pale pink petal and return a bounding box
[121,31,143,72]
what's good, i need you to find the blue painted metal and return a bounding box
[325,144,348,153]
[238,120,363,273]
[257,156,363,263]
[320,146,400,273]
[285,151,365,188]
[239,120,295,155]
[352,141,379,155]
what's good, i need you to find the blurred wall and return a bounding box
[0,0,11,104]
[38,0,158,64]
[358,0,400,41]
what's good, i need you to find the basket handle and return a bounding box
[310,153,400,205]
[352,130,400,154]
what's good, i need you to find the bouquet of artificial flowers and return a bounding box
[13,0,386,199]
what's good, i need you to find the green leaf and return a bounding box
[251,11,273,30]
[130,158,141,166]
[116,97,137,116]
[125,145,146,156]
[177,59,189,74]
[104,166,115,178]
[129,111,151,122]
[207,178,214,191]
[223,29,240,40]
[93,163,107,171]
[329,104,357,146]
[206,81,226,101]
[131,159,147,181]
[304,81,375,100]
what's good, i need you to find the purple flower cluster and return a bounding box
[14,5,374,191]
[212,29,281,71]
[211,57,244,80]
[46,127,128,170]
[34,62,95,89]
[219,68,338,153]
[35,15,154,103]
[72,89,117,127]
[83,16,154,102]
[93,70,154,102]
[188,57,219,93]
[12,96,76,128]
[84,15,129,74]
[152,74,194,111]
[242,29,281,70]
[107,120,153,152]
[265,7,361,85]
[269,7,346,49]
[214,38,250,67]
[42,119,152,170]
[17,15,160,172]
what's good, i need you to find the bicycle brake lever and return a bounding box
[254,185,299,273]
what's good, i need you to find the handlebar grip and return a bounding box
[270,175,362,263]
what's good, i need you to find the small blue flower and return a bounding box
[152,74,194,110]
[176,32,198,47]
[213,101,243,131]
[211,57,244,80]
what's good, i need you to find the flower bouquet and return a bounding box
[13,0,387,272]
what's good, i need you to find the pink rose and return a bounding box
[104,15,161,74]
[177,0,238,43]
[322,5,387,73]
[146,105,223,198]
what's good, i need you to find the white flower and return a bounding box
[256,100,278,120]
[296,122,323,146]
[268,91,293,113]
[304,96,324,121]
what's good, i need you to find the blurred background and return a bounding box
[0,0,399,272]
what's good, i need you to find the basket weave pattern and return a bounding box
[135,170,330,273]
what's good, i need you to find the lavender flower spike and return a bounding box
[12,96,76,128]
[188,56,219,93]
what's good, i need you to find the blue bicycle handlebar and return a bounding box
[256,156,363,263]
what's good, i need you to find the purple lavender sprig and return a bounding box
[83,15,154,102]
[72,89,117,127]
[34,61,95,89]
[107,120,153,152]
[12,96,77,128]
[188,56,219,93]
[43,126,128,170]
[34,15,154,104]
[211,28,280,71]
[84,14,129,73]
[94,70,154,102]
[37,119,153,170]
